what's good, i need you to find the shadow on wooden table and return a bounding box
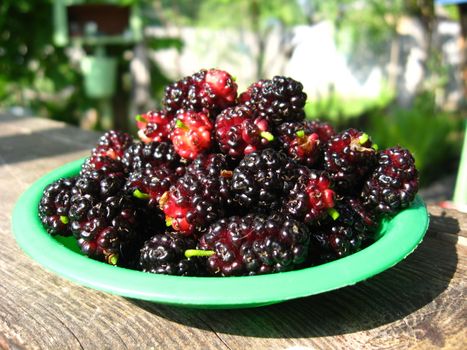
[131,214,459,339]
[0,127,95,165]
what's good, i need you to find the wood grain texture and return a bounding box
[0,112,465,350]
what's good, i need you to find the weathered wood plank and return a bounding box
[0,114,229,350]
[0,113,465,350]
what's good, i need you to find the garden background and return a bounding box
[0,0,465,191]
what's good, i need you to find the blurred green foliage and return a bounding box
[0,0,463,187]
[305,84,395,124]
[0,0,91,124]
[364,92,463,186]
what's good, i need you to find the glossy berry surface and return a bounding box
[324,128,377,192]
[139,234,201,276]
[185,153,231,177]
[160,170,231,235]
[305,120,336,143]
[39,177,76,236]
[125,165,179,208]
[163,68,237,116]
[199,214,310,276]
[69,194,142,266]
[136,110,174,143]
[277,122,322,166]
[283,171,336,224]
[215,105,274,159]
[170,110,213,160]
[91,130,133,161]
[231,148,299,212]
[80,155,126,177]
[238,80,267,104]
[362,147,419,215]
[244,76,307,125]
[122,141,180,171]
[309,197,378,262]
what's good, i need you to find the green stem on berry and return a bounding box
[107,254,119,266]
[185,249,215,259]
[135,114,146,123]
[165,216,173,227]
[59,216,69,224]
[260,131,274,142]
[372,143,379,151]
[296,130,306,138]
[327,208,340,220]
[133,189,150,200]
[358,133,369,145]
[175,119,190,131]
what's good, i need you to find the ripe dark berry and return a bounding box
[91,130,133,161]
[139,234,201,276]
[170,110,213,160]
[277,122,322,166]
[238,80,267,104]
[69,194,142,266]
[163,69,237,116]
[39,177,76,236]
[198,214,310,276]
[185,153,231,177]
[283,171,336,224]
[125,165,179,208]
[305,120,336,143]
[215,105,274,159]
[231,148,300,212]
[136,110,174,143]
[160,169,231,235]
[163,76,191,114]
[80,155,126,177]
[73,168,126,200]
[324,128,377,193]
[244,76,307,125]
[309,197,378,263]
[122,141,180,171]
[362,147,419,215]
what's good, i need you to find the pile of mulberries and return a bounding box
[39,69,419,276]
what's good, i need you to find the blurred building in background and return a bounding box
[0,0,465,189]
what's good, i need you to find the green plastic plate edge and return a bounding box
[12,158,429,309]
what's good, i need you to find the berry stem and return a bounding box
[59,216,69,224]
[107,254,119,266]
[372,143,379,151]
[135,114,146,123]
[185,249,215,259]
[296,130,306,138]
[327,208,340,220]
[175,119,190,131]
[260,131,274,142]
[133,189,150,200]
[358,133,369,145]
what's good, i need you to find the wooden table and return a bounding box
[0,112,465,350]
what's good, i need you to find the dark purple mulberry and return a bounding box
[39,177,76,236]
[198,214,310,276]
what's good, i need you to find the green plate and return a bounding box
[12,158,429,309]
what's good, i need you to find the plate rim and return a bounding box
[12,158,430,308]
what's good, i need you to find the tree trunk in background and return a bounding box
[249,0,264,80]
[112,58,130,132]
[459,4,467,105]
[387,32,400,93]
